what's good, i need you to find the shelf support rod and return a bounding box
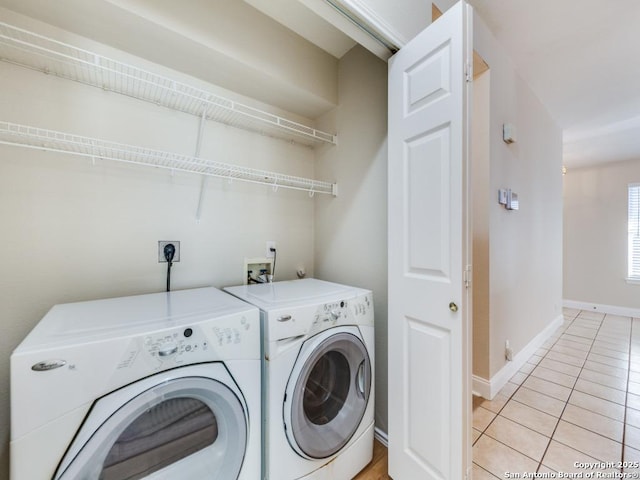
[194,109,208,222]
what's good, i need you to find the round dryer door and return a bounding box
[55,363,247,480]
[284,328,371,459]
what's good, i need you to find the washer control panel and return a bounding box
[265,291,373,342]
[315,300,348,326]
[351,293,373,318]
[309,293,374,335]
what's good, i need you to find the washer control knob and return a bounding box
[158,343,178,357]
[330,310,340,320]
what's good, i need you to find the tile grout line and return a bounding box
[475,312,575,473]
[473,310,636,477]
[540,310,631,472]
[621,315,635,470]
[535,310,605,474]
[572,313,630,473]
[471,321,565,471]
[551,312,633,472]
[473,310,616,476]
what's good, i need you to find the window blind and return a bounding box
[629,184,640,279]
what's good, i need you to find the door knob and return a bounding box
[449,302,458,312]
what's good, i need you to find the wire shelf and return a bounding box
[0,21,337,147]
[0,122,337,196]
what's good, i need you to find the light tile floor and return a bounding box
[473,308,640,478]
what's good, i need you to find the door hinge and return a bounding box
[464,265,472,289]
[465,61,473,82]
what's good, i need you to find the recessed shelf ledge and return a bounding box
[0,122,337,196]
[0,21,337,148]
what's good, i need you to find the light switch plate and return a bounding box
[498,189,508,205]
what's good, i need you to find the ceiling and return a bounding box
[468,0,640,169]
[258,0,640,170]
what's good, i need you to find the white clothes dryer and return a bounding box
[225,278,374,480]
[10,287,261,480]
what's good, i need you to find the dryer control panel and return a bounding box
[142,326,209,363]
[114,312,260,381]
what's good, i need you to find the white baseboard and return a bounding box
[471,375,491,399]
[472,314,564,400]
[563,299,640,318]
[374,426,388,447]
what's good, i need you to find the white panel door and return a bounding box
[388,2,472,480]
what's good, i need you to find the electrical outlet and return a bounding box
[266,241,276,258]
[158,241,180,262]
[505,340,513,361]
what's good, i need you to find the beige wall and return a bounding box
[473,13,564,381]
[563,159,640,310]
[314,46,389,434]
[472,70,491,379]
[0,32,319,480]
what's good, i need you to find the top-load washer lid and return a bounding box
[14,287,257,351]
[224,278,368,311]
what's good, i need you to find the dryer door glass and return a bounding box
[289,332,371,459]
[55,374,247,480]
[101,397,218,479]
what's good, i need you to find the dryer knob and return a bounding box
[158,343,178,357]
[330,310,340,320]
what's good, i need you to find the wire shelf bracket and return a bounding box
[0,122,337,197]
[0,21,337,148]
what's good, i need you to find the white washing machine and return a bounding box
[10,287,261,480]
[225,278,374,480]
